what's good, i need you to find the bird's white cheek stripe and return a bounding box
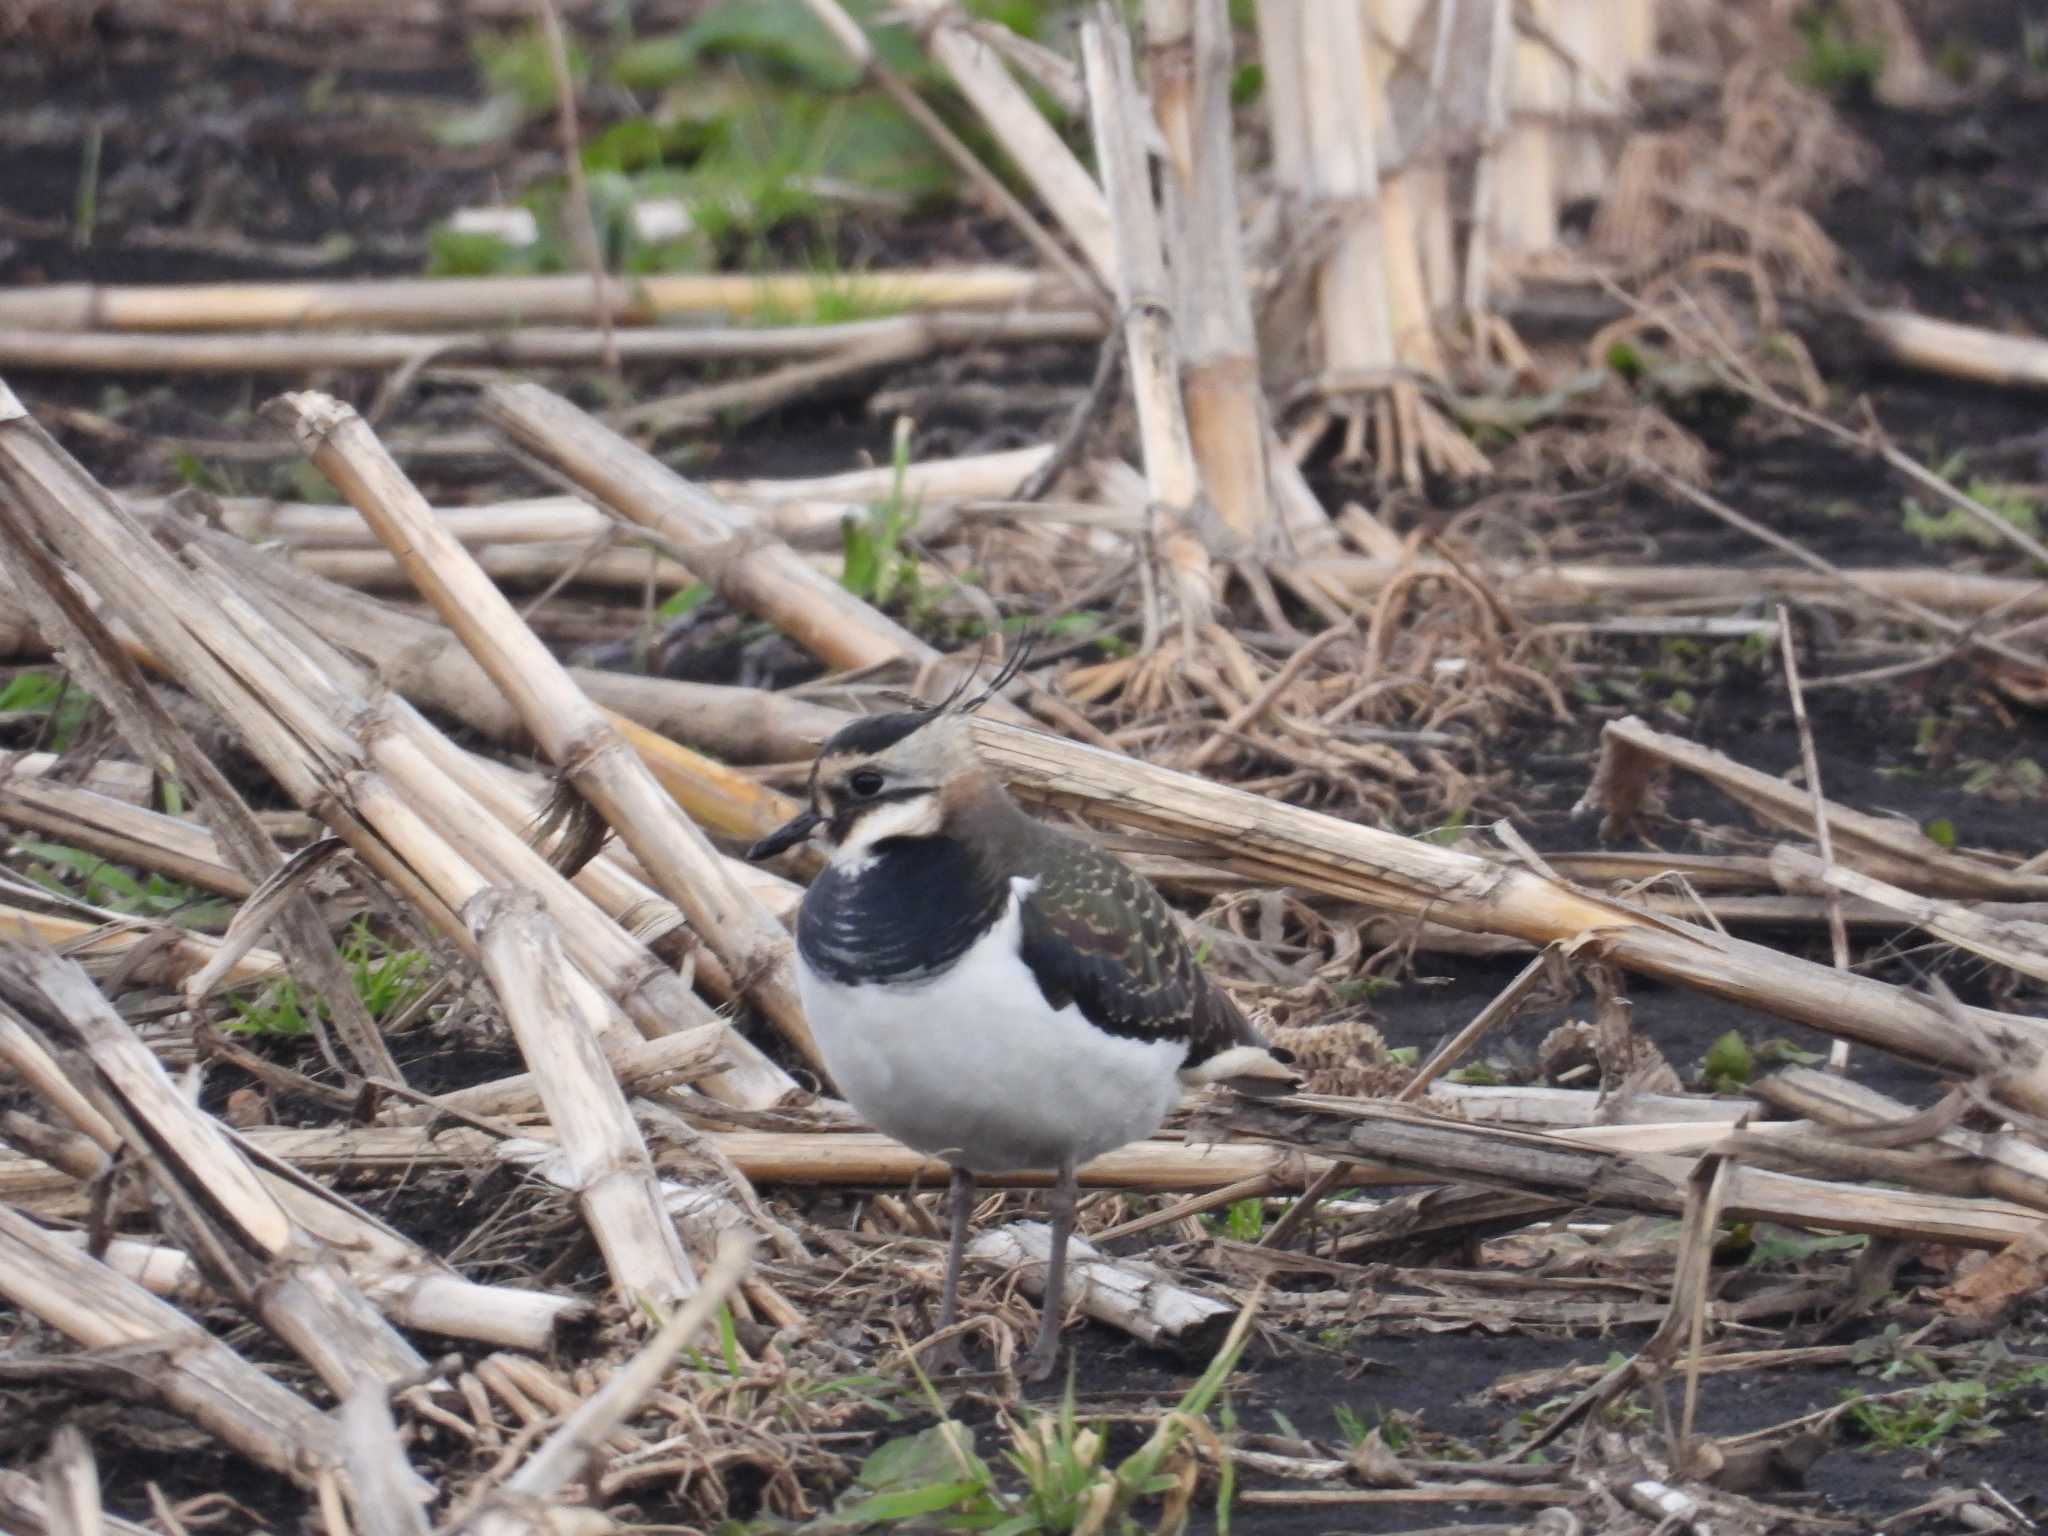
[831,793,943,871]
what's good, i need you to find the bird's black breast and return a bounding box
[796,836,1011,986]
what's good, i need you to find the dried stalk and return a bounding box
[267,391,820,1078]
[0,310,1101,374]
[468,887,698,1304]
[0,1127,1327,1202]
[0,945,431,1396]
[1581,714,2048,900]
[796,0,1107,313]
[0,1202,335,1482]
[0,384,400,1083]
[969,1221,1235,1353]
[969,718,2048,1107]
[0,267,1062,332]
[1499,0,1561,255]
[1149,0,1271,545]
[898,0,1115,281]
[1225,1096,2041,1249]
[1082,6,1215,643]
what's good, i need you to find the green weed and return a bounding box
[1791,5,1884,95]
[1901,473,2041,554]
[228,919,428,1037]
[15,839,235,930]
[840,418,923,612]
[1698,1029,1753,1093]
[0,671,94,751]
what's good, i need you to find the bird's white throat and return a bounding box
[830,791,944,874]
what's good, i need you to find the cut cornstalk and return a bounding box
[1082,5,1214,645]
[267,391,822,1079]
[468,888,699,1304]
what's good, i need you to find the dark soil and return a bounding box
[6,6,2048,1534]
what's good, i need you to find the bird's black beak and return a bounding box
[746,808,821,861]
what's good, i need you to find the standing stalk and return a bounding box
[1082,6,1213,645]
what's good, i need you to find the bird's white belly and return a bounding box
[796,903,1186,1173]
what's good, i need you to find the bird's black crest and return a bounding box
[821,708,936,758]
[820,634,1037,759]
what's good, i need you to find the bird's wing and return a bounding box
[1013,838,1250,1065]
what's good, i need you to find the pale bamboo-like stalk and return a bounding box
[1322,553,2048,618]
[1582,715,2048,900]
[1225,1095,2043,1249]
[0,906,282,988]
[1149,0,1272,545]
[968,1222,1235,1352]
[3,1000,582,1346]
[172,539,793,1103]
[0,772,254,897]
[179,521,839,775]
[268,391,821,1076]
[964,718,2048,1108]
[1082,7,1214,643]
[0,946,431,1396]
[897,0,1115,282]
[1450,0,1517,314]
[0,1126,1328,1202]
[1551,0,1619,203]
[473,1235,753,1536]
[1499,0,1561,253]
[391,1021,728,1124]
[1374,0,1458,312]
[469,887,699,1305]
[0,268,1060,332]
[0,1204,336,1482]
[0,310,1097,374]
[1772,846,2048,984]
[480,382,929,677]
[339,1389,434,1536]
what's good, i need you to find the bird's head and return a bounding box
[745,644,1028,868]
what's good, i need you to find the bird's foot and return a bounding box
[917,1332,971,1378]
[1019,1336,1061,1384]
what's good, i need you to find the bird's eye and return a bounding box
[848,768,885,798]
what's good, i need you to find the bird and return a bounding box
[746,651,1298,1381]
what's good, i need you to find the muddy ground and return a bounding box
[4,3,2048,1532]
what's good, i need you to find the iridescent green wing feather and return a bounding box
[1012,835,1247,1065]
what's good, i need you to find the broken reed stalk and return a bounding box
[1082,6,1214,645]
[0,1203,336,1483]
[1358,1,1484,482]
[178,521,839,774]
[795,0,1107,315]
[1500,0,1562,256]
[0,906,282,989]
[467,887,699,1305]
[0,1127,1326,1205]
[1581,714,2048,900]
[0,268,1063,332]
[1223,1096,2041,1249]
[267,390,823,1078]
[0,946,433,1396]
[1147,0,1272,546]
[0,771,255,898]
[173,538,795,1104]
[7,1113,579,1349]
[471,1234,753,1536]
[967,719,2048,1110]
[391,1019,728,1124]
[899,0,1115,283]
[969,1221,1236,1354]
[1777,610,1854,1072]
[0,384,401,1083]
[480,381,937,679]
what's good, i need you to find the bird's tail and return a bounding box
[1181,1044,1302,1098]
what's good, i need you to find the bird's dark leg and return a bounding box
[1022,1157,1078,1383]
[940,1163,975,1332]
[922,1164,975,1375]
